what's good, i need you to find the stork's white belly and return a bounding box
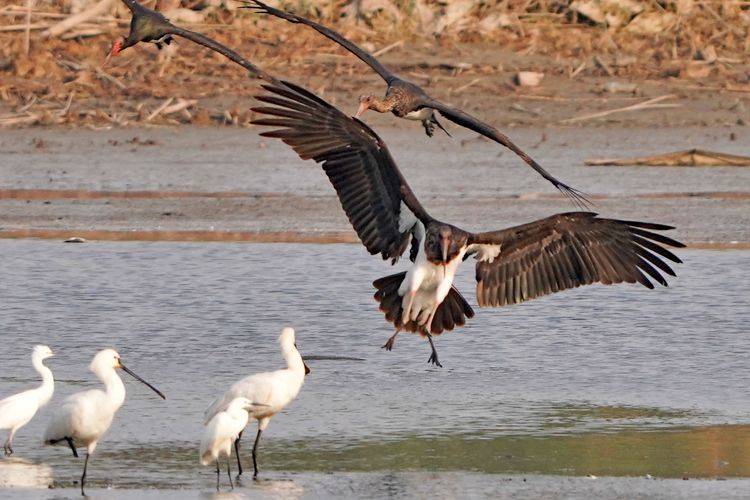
[404,108,433,121]
[398,248,465,326]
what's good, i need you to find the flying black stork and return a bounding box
[245,0,590,208]
[250,79,685,367]
[109,0,277,83]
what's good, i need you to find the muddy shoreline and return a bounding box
[1,125,748,245]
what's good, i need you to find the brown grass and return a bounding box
[0,0,747,128]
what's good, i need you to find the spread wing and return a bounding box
[251,80,432,263]
[244,0,396,83]
[468,212,684,307]
[425,99,590,209]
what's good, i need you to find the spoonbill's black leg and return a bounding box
[252,429,262,479]
[234,431,243,476]
[80,452,90,496]
[65,437,79,458]
[215,460,220,490]
[226,456,233,489]
[426,333,442,368]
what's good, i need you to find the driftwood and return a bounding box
[559,95,679,124]
[585,149,750,167]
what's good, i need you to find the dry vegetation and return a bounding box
[0,0,748,128]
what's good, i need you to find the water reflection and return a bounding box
[0,458,52,488]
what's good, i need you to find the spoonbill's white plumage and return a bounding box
[200,397,256,489]
[0,345,54,456]
[43,349,165,495]
[204,327,309,478]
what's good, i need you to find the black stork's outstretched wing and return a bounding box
[467,212,685,307]
[116,0,276,82]
[424,100,590,209]
[244,0,590,208]
[243,0,397,84]
[251,80,431,263]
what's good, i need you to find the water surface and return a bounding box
[0,241,748,496]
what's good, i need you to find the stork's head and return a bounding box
[280,327,311,375]
[108,2,173,58]
[425,224,467,265]
[32,345,54,361]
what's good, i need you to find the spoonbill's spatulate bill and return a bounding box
[250,79,685,367]
[0,345,54,456]
[200,397,257,489]
[244,0,590,209]
[204,327,309,479]
[43,349,165,495]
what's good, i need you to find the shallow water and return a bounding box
[0,241,748,496]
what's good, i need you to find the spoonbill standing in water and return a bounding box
[43,349,165,495]
[0,345,55,455]
[204,327,310,479]
[200,397,258,489]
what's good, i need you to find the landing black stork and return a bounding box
[245,0,590,208]
[250,80,685,367]
[109,0,275,83]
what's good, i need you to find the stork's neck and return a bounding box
[32,355,54,407]
[369,95,398,113]
[101,369,126,410]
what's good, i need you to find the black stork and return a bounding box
[245,0,590,208]
[108,0,276,83]
[250,79,685,367]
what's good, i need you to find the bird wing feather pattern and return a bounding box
[251,80,433,263]
[468,212,685,307]
[244,0,396,84]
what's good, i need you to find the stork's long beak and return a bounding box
[294,342,311,375]
[441,237,450,263]
[355,102,368,119]
[119,361,166,399]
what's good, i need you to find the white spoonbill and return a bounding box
[200,397,257,489]
[204,327,310,479]
[43,349,165,495]
[0,345,55,456]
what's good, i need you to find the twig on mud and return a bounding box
[372,40,403,57]
[58,91,75,117]
[146,97,175,122]
[94,66,126,90]
[24,0,34,56]
[0,114,40,127]
[453,78,481,94]
[42,0,115,38]
[558,95,680,124]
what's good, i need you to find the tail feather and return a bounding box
[373,272,474,335]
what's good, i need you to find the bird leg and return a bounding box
[426,333,442,368]
[80,452,90,496]
[3,431,13,456]
[252,429,262,480]
[226,456,233,489]
[234,430,243,476]
[65,437,79,458]
[215,460,220,490]
[422,119,436,137]
[401,291,417,325]
[382,330,399,351]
